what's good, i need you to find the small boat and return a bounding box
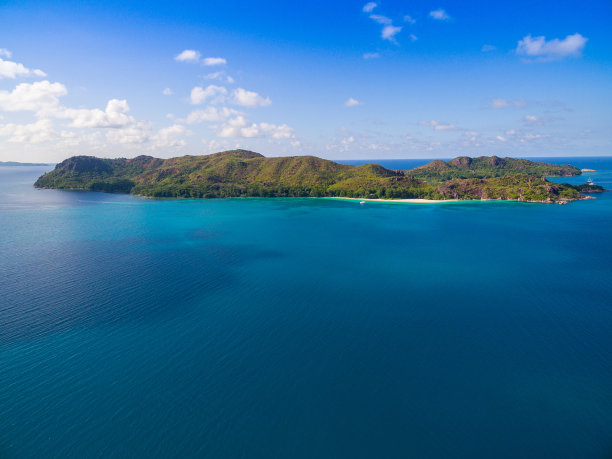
[587,178,594,185]
[360,201,366,205]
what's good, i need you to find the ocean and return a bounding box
[1,158,611,458]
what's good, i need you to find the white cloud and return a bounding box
[419,120,457,131]
[217,116,295,140]
[181,106,241,124]
[490,98,526,109]
[56,99,136,128]
[345,98,362,107]
[404,15,416,24]
[105,121,151,144]
[0,80,66,113]
[522,133,548,140]
[206,139,233,152]
[409,34,418,42]
[204,71,234,83]
[190,85,228,105]
[362,2,377,13]
[202,57,227,66]
[366,9,404,44]
[382,25,402,42]
[524,114,547,124]
[516,33,587,61]
[217,116,254,138]
[58,130,80,146]
[369,14,392,25]
[496,135,507,142]
[429,9,450,20]
[260,122,295,139]
[162,88,173,96]
[0,48,12,58]
[481,44,496,52]
[152,124,191,148]
[0,57,47,79]
[232,88,271,107]
[175,49,201,62]
[363,52,380,59]
[0,119,56,143]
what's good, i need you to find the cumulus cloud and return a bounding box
[56,99,136,128]
[204,71,234,83]
[103,122,188,147]
[345,98,362,107]
[174,50,227,66]
[261,122,295,139]
[0,119,56,143]
[516,33,588,61]
[419,120,458,131]
[404,15,416,24]
[0,48,11,58]
[429,9,450,20]
[190,85,228,105]
[382,25,402,42]
[362,2,377,13]
[217,116,295,140]
[0,80,66,113]
[162,88,173,96]
[232,88,271,107]
[217,116,253,138]
[151,124,191,148]
[180,106,241,124]
[105,121,151,144]
[175,49,201,62]
[496,135,507,142]
[363,52,380,59]
[0,57,47,79]
[490,98,527,109]
[202,57,227,66]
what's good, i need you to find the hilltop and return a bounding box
[34,150,591,203]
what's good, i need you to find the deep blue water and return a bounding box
[1,158,611,458]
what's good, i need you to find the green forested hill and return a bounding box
[34,150,588,203]
[405,156,581,181]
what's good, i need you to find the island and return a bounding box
[1,161,53,166]
[34,150,599,203]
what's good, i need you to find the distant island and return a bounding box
[34,150,600,204]
[1,161,53,166]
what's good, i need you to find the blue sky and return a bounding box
[0,0,610,161]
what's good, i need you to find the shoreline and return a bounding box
[324,197,460,204]
[34,187,594,204]
[324,196,593,204]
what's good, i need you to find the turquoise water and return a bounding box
[1,159,611,458]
